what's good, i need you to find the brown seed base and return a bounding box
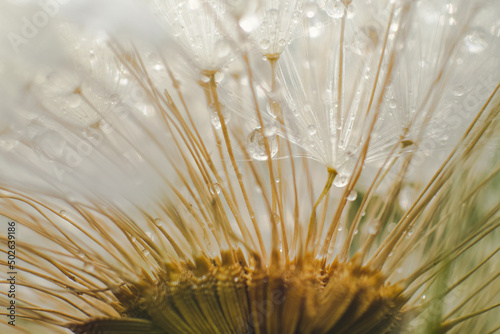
[68,254,405,334]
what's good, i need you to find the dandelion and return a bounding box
[0,0,499,333]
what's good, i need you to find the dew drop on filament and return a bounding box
[464,27,488,53]
[210,103,230,129]
[333,173,349,187]
[347,190,357,201]
[247,128,278,161]
[324,0,345,19]
[307,124,317,135]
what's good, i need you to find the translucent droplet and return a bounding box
[216,40,231,58]
[211,183,221,195]
[452,86,465,96]
[267,8,279,22]
[333,174,349,187]
[266,100,279,118]
[464,27,488,53]
[109,94,119,105]
[154,218,163,227]
[324,0,345,19]
[214,71,225,83]
[338,225,343,232]
[60,210,67,217]
[145,231,154,240]
[209,103,230,129]
[247,128,278,161]
[307,124,317,135]
[260,39,271,50]
[347,190,357,201]
[368,220,379,235]
[389,99,397,109]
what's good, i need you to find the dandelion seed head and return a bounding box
[0,0,500,333]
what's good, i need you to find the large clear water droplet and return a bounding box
[247,127,278,161]
[267,8,279,22]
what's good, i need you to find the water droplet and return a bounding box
[464,27,488,53]
[267,8,279,22]
[307,124,317,135]
[333,174,349,187]
[389,99,397,109]
[324,0,345,19]
[110,94,119,105]
[154,218,163,227]
[260,39,271,50]
[338,225,343,232]
[266,100,279,118]
[275,177,280,183]
[216,40,231,58]
[211,183,221,195]
[146,231,154,241]
[452,86,465,96]
[60,210,67,217]
[210,103,230,129]
[247,128,278,161]
[214,71,225,83]
[368,220,379,235]
[422,295,426,300]
[347,190,357,201]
